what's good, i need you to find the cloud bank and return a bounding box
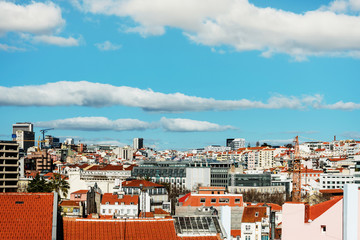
[35,116,233,132]
[72,0,360,59]
[35,117,154,131]
[0,81,358,112]
[161,117,234,132]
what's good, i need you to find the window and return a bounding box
[211,198,216,203]
[115,202,118,205]
[245,225,251,230]
[219,198,229,203]
[255,212,259,217]
[200,198,206,203]
[245,236,251,240]
[235,198,241,203]
[321,225,326,233]
[106,202,109,205]
[103,209,105,214]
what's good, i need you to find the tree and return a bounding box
[27,174,52,193]
[261,142,271,147]
[285,143,293,149]
[49,173,70,199]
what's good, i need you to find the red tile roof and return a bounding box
[122,180,164,188]
[241,206,267,223]
[319,189,343,194]
[306,196,343,222]
[63,218,180,240]
[154,208,170,215]
[71,190,88,195]
[44,172,68,180]
[178,193,191,203]
[0,192,54,240]
[87,165,125,171]
[60,200,82,207]
[231,229,241,237]
[101,193,139,205]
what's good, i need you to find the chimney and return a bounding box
[334,135,336,141]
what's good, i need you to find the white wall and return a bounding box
[185,167,211,191]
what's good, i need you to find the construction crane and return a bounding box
[292,136,302,202]
[40,128,54,149]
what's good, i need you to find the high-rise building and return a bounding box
[227,138,246,150]
[12,122,35,152]
[133,138,144,150]
[226,138,235,147]
[0,140,19,192]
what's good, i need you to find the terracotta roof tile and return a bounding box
[241,206,267,223]
[122,180,164,188]
[60,200,82,207]
[63,218,181,240]
[0,192,54,240]
[306,196,343,222]
[101,193,139,205]
[71,190,89,195]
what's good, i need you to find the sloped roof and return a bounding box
[306,196,343,221]
[71,190,89,195]
[0,192,54,240]
[178,193,191,203]
[60,200,82,207]
[122,180,164,188]
[101,193,138,205]
[241,206,267,223]
[63,218,179,240]
[231,230,241,237]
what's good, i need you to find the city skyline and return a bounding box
[1,0,360,150]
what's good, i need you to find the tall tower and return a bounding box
[292,136,301,202]
[133,138,144,150]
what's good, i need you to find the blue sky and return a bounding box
[0,0,360,150]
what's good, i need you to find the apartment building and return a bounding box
[0,141,19,192]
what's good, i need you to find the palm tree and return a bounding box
[27,173,52,193]
[49,173,70,199]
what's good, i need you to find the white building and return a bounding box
[66,164,132,195]
[100,193,139,217]
[241,206,270,240]
[320,173,355,189]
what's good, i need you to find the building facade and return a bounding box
[0,141,19,192]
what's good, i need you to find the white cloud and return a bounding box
[35,117,154,131]
[326,0,360,12]
[0,81,357,111]
[71,0,360,59]
[33,35,80,47]
[320,101,360,110]
[341,131,360,139]
[161,117,234,132]
[0,1,65,35]
[0,43,25,52]
[95,40,122,51]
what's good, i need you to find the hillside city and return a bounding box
[0,122,358,239]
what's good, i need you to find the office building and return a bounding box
[12,122,35,152]
[133,138,144,150]
[0,141,19,192]
[227,138,245,150]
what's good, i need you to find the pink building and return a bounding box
[283,185,360,240]
[70,190,88,201]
